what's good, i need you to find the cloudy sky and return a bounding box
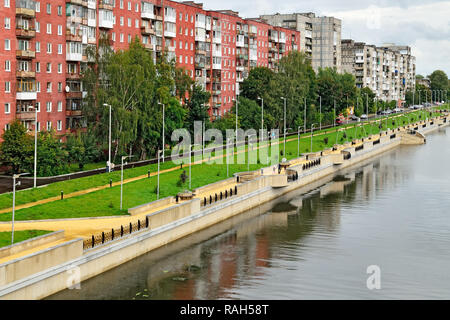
[202,0,450,77]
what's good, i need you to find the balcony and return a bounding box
[66,72,81,80]
[141,25,155,35]
[16,8,35,18]
[143,43,155,51]
[16,70,35,78]
[66,109,83,117]
[98,1,113,10]
[164,30,176,38]
[16,110,35,120]
[141,11,155,20]
[16,50,35,59]
[16,91,36,100]
[155,15,163,21]
[66,91,83,99]
[66,0,87,6]
[15,28,35,38]
[212,90,221,96]
[66,33,82,42]
[195,61,205,69]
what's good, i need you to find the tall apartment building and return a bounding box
[259,12,341,73]
[0,0,301,135]
[341,39,416,102]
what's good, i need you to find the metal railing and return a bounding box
[83,216,149,250]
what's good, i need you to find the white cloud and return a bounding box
[201,0,450,77]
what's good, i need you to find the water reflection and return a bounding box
[50,127,450,300]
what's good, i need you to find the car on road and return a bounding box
[393,108,402,113]
[351,115,360,122]
[335,118,343,125]
[360,114,368,120]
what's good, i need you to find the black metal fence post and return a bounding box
[61,191,63,200]
[91,235,94,248]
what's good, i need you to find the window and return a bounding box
[5,81,10,93]
[179,41,182,49]
[57,63,62,73]
[112,32,115,41]
[47,43,51,53]
[36,82,40,92]
[5,124,10,131]
[4,0,10,8]
[58,44,62,54]
[57,120,62,131]
[46,82,52,92]
[128,34,131,43]
[35,22,40,33]
[36,102,40,112]
[127,18,131,27]
[57,101,62,112]
[179,55,182,63]
[36,41,40,52]
[120,16,123,26]
[4,39,10,51]
[57,25,62,35]
[135,3,139,12]
[5,60,10,72]
[120,33,124,43]
[47,121,51,131]
[46,3,51,14]
[46,102,52,112]
[128,1,131,10]
[135,19,139,28]
[57,5,62,15]
[35,1,39,12]
[36,122,40,132]
[46,23,51,34]
[5,103,10,114]
[4,17,10,29]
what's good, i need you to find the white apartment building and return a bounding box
[341,40,416,102]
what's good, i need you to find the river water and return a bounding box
[49,127,450,300]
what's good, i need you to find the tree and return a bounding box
[36,131,69,176]
[428,70,448,92]
[65,131,101,170]
[0,120,34,174]
[230,97,261,131]
[185,84,211,136]
[240,67,275,101]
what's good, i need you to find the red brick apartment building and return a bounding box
[0,0,300,135]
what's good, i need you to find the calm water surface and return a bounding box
[50,127,450,300]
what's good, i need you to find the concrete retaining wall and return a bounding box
[0,231,65,259]
[128,196,174,216]
[0,238,83,287]
[146,199,201,230]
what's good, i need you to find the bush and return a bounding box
[323,137,329,145]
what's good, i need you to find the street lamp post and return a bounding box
[226,138,232,177]
[120,155,133,210]
[304,98,307,135]
[234,95,239,141]
[281,97,287,156]
[157,150,162,200]
[103,103,112,172]
[297,126,302,157]
[189,143,201,190]
[11,173,29,244]
[158,102,165,162]
[34,104,38,188]
[310,124,317,153]
[247,133,256,171]
[258,97,264,142]
[319,95,322,131]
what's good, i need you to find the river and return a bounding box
[48,126,450,300]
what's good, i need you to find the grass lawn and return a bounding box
[0,230,52,248]
[0,109,444,217]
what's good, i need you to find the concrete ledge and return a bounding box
[128,196,174,216]
[0,231,65,259]
[0,238,83,287]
